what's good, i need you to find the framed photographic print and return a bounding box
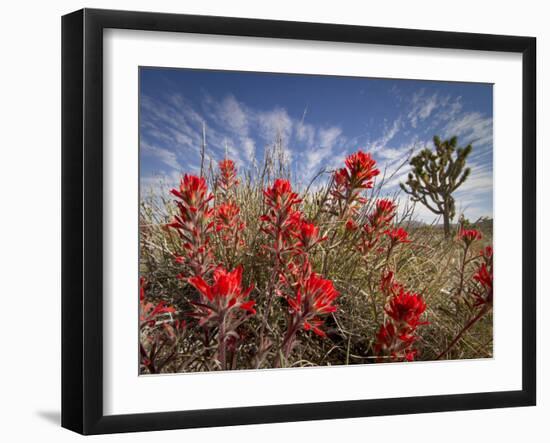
[61,8,536,435]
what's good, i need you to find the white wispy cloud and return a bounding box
[141,94,204,159]
[296,121,315,146]
[369,118,417,163]
[369,117,401,152]
[408,90,438,128]
[304,126,342,170]
[140,169,183,200]
[454,161,493,196]
[258,107,293,143]
[443,112,493,148]
[141,140,181,170]
[407,91,464,131]
[218,95,250,137]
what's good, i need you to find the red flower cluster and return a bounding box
[213,160,246,259]
[342,150,380,189]
[380,270,402,297]
[385,289,427,330]
[294,220,327,252]
[351,198,407,261]
[260,179,303,259]
[286,273,340,337]
[259,178,335,364]
[472,246,493,307]
[169,174,215,278]
[330,150,380,219]
[215,201,245,245]
[216,159,240,198]
[188,265,255,370]
[375,272,427,362]
[216,201,242,231]
[385,227,411,246]
[369,199,397,227]
[350,198,396,236]
[151,150,439,370]
[458,228,482,246]
[188,265,256,324]
[170,174,212,210]
[263,178,302,211]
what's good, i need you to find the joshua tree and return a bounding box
[400,136,472,238]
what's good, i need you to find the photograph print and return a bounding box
[139,67,493,374]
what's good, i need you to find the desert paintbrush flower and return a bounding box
[216,159,240,199]
[375,274,427,362]
[330,150,380,219]
[278,273,340,364]
[385,227,412,246]
[169,174,215,279]
[188,265,256,370]
[458,228,482,246]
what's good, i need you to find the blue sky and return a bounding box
[140,67,493,223]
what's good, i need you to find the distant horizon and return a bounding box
[139,67,493,223]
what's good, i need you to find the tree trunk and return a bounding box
[443,212,451,239]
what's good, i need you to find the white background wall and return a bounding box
[0,1,546,441]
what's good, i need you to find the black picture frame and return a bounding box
[61,8,536,435]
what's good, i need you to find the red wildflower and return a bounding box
[215,201,246,247]
[333,168,348,190]
[385,227,411,245]
[344,150,380,188]
[474,263,492,292]
[217,159,239,198]
[375,322,396,350]
[216,201,241,230]
[482,245,493,259]
[294,220,327,251]
[369,199,397,227]
[375,272,427,362]
[458,228,482,246]
[329,150,379,220]
[303,318,327,338]
[353,199,398,259]
[374,321,418,360]
[169,174,215,278]
[263,179,302,209]
[286,273,339,337]
[213,159,246,256]
[188,265,256,325]
[140,301,176,325]
[304,273,340,316]
[473,255,493,306]
[260,179,303,254]
[385,288,427,329]
[380,270,403,297]
[345,219,358,231]
[170,174,212,210]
